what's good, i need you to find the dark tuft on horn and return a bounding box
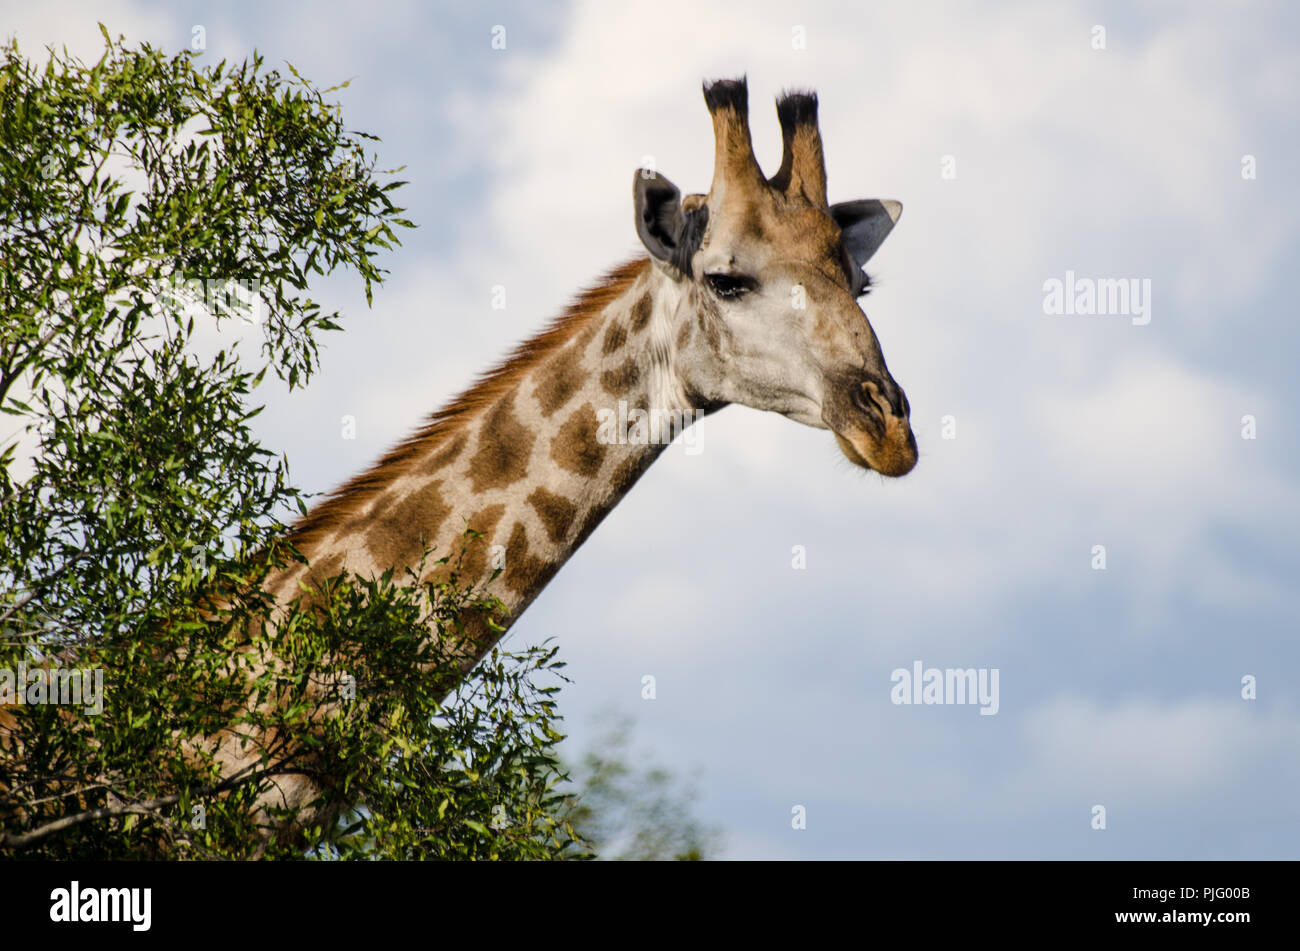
[769,88,828,203]
[703,76,749,116]
[775,90,819,130]
[703,76,763,195]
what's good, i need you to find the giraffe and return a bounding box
[2,77,917,852]
[235,76,917,838]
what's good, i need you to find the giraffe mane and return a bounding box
[285,256,651,552]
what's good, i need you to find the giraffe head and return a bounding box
[633,77,916,477]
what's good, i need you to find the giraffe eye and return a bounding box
[705,272,756,300]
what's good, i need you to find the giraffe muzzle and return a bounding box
[835,376,917,477]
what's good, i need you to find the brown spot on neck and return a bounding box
[551,402,607,477]
[628,292,653,333]
[424,431,467,474]
[468,387,535,493]
[365,479,452,569]
[502,521,560,596]
[534,343,587,418]
[602,321,627,355]
[600,356,641,397]
[527,486,577,544]
[440,502,507,587]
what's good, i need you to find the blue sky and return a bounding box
[7,0,1298,858]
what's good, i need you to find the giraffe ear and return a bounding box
[832,199,902,269]
[633,170,706,275]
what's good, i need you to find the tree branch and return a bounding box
[0,754,307,850]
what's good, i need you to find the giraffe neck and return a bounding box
[278,257,703,647]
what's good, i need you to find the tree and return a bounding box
[0,28,585,859]
[0,31,721,861]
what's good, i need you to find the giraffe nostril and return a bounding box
[851,381,889,438]
[851,382,878,417]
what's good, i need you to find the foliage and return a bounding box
[0,30,716,861]
[0,28,585,859]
